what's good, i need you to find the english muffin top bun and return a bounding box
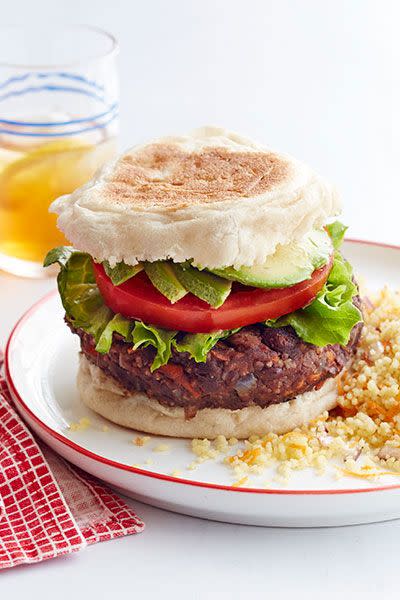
[51,126,340,269]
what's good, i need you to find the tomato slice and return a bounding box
[93,258,332,334]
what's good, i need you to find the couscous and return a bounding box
[191,288,400,484]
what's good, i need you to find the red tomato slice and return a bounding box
[93,258,332,334]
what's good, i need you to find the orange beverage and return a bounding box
[0,136,116,264]
[0,25,119,277]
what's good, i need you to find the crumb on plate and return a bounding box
[232,476,248,488]
[68,417,91,432]
[170,470,182,477]
[133,436,151,447]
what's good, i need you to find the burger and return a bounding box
[44,127,363,439]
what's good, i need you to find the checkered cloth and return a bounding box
[0,365,144,569]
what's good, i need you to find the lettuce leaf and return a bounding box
[174,329,239,362]
[265,251,362,346]
[44,246,113,341]
[326,221,348,250]
[95,313,133,353]
[44,245,76,269]
[132,322,177,371]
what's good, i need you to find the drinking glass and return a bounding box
[0,25,119,277]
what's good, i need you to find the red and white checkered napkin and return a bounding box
[0,375,144,570]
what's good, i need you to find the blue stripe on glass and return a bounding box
[0,73,30,91]
[0,102,118,127]
[0,84,107,105]
[37,72,105,92]
[0,110,118,137]
[0,71,105,92]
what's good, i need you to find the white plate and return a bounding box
[5,240,400,527]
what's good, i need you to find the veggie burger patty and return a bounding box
[73,315,362,418]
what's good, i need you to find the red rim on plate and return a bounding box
[5,239,400,496]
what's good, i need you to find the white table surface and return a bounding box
[1,0,399,596]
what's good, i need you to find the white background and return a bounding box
[1,1,399,597]
[2,0,398,243]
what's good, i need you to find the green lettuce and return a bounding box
[326,221,348,250]
[130,325,237,371]
[44,246,113,341]
[132,322,177,372]
[265,249,362,346]
[95,314,133,353]
[174,329,239,362]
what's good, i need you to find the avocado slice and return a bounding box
[144,261,188,303]
[173,262,232,308]
[103,261,143,286]
[209,229,333,288]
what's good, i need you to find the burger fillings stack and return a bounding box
[45,127,363,438]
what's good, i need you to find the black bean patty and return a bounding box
[72,316,362,418]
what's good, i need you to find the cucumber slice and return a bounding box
[144,261,188,303]
[173,263,232,308]
[209,229,332,288]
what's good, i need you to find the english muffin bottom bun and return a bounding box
[45,126,363,439]
[78,355,340,439]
